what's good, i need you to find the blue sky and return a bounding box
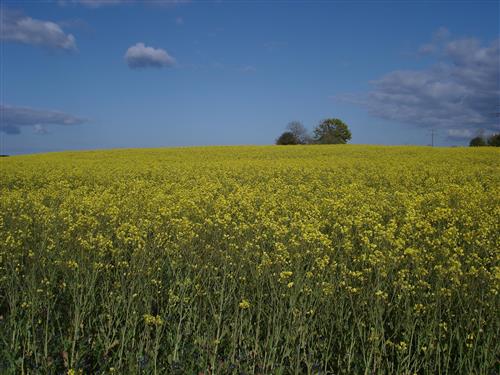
[1,0,499,154]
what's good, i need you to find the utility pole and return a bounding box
[431,129,434,147]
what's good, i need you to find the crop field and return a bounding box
[0,145,499,374]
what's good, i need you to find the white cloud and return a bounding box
[34,124,49,135]
[447,128,474,140]
[0,8,76,51]
[340,30,500,140]
[433,26,451,41]
[125,43,176,69]
[0,105,86,135]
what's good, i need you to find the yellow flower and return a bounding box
[239,299,251,309]
[279,271,293,280]
[396,341,408,352]
[375,290,388,300]
[143,314,163,326]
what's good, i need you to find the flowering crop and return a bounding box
[0,145,498,374]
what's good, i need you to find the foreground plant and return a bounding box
[0,145,498,374]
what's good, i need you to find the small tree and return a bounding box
[487,133,500,146]
[469,136,486,147]
[286,121,311,144]
[276,131,300,145]
[313,118,352,144]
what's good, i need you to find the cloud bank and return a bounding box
[0,105,86,135]
[125,43,176,69]
[341,29,499,140]
[0,8,76,51]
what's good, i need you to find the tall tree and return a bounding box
[276,131,300,145]
[469,136,486,147]
[313,118,352,144]
[286,121,311,144]
[486,133,500,146]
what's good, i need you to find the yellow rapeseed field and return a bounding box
[0,145,499,374]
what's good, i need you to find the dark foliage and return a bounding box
[486,133,500,146]
[469,136,487,147]
[313,118,352,144]
[276,131,300,145]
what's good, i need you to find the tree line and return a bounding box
[469,133,500,147]
[276,118,352,145]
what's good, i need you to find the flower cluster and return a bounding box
[0,145,498,373]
